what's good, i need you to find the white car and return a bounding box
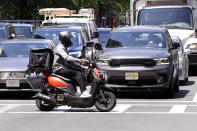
[171,35,189,85]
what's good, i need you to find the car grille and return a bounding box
[0,72,26,79]
[108,77,157,86]
[188,53,197,64]
[109,59,156,67]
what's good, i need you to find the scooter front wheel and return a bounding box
[95,91,116,112]
[36,99,55,111]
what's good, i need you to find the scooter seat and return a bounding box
[51,73,72,82]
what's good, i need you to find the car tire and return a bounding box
[185,77,189,82]
[165,76,174,98]
[174,73,179,92]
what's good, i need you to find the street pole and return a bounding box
[130,0,134,26]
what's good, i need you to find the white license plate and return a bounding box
[6,80,20,87]
[125,72,139,80]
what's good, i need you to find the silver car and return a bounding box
[0,39,56,92]
[171,36,189,84]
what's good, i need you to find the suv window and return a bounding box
[165,31,172,48]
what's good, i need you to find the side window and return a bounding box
[81,31,88,43]
[82,29,90,41]
[88,23,93,37]
[9,26,16,35]
[90,21,96,33]
[165,31,172,48]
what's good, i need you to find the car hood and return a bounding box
[67,45,83,52]
[99,48,169,59]
[168,29,194,43]
[0,57,29,71]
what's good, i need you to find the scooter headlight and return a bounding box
[99,71,108,81]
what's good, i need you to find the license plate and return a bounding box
[6,80,20,87]
[125,72,138,80]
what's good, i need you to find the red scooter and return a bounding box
[28,62,116,112]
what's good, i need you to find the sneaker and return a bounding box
[80,90,91,98]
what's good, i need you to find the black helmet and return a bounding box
[59,31,73,47]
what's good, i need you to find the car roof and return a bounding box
[98,28,112,31]
[42,18,93,24]
[34,26,85,33]
[12,23,33,27]
[141,5,193,10]
[0,38,53,44]
[113,26,166,32]
[0,23,11,26]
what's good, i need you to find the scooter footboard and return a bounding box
[64,94,94,108]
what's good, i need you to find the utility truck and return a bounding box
[38,8,99,43]
[130,0,197,70]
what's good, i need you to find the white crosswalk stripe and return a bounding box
[0,103,197,114]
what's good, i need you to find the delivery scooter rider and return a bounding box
[52,31,91,98]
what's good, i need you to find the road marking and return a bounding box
[169,105,187,113]
[193,92,197,102]
[117,101,196,103]
[8,104,132,114]
[112,104,132,113]
[0,105,20,113]
[0,104,35,106]
[124,112,197,114]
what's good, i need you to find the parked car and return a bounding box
[97,26,179,97]
[0,23,16,40]
[33,26,100,61]
[98,28,111,47]
[171,35,189,85]
[12,23,34,38]
[0,39,56,92]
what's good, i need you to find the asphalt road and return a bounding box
[1,76,197,131]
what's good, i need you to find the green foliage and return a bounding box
[0,0,129,26]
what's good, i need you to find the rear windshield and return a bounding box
[13,26,32,38]
[0,43,50,57]
[33,30,83,51]
[43,22,88,32]
[0,26,7,38]
[138,8,193,30]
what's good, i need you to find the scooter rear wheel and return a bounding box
[36,99,55,111]
[95,91,116,112]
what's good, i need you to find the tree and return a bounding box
[0,0,129,26]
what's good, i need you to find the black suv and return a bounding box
[97,26,179,97]
[0,23,16,40]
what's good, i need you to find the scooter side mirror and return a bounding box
[95,43,103,50]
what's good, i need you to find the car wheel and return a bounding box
[185,77,189,82]
[165,76,174,98]
[174,73,179,92]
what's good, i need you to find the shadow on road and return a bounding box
[0,92,36,99]
[181,80,195,86]
[116,89,190,99]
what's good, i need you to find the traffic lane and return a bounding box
[0,113,197,131]
[0,75,196,106]
[116,75,197,102]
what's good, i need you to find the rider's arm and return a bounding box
[57,44,80,62]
